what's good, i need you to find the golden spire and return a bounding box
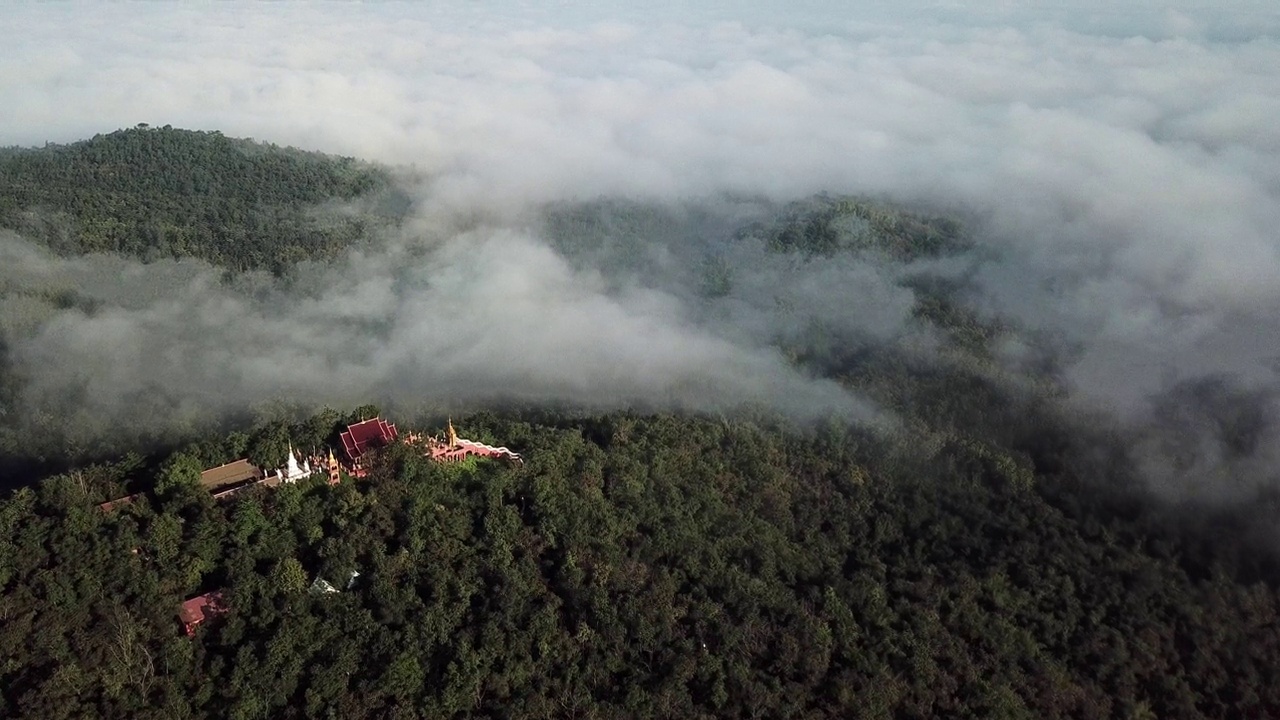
[447,417,458,448]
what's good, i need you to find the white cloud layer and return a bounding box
[2,1,1279,478]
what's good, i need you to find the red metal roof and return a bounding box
[179,591,227,636]
[340,417,398,462]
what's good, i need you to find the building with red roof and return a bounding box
[338,416,521,478]
[178,591,228,636]
[340,417,398,477]
[406,419,522,465]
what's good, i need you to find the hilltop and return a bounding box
[0,126,408,272]
[2,407,1280,719]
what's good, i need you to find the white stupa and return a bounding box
[271,444,313,484]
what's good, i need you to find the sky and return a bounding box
[1,1,1279,492]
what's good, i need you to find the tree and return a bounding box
[271,557,307,596]
[247,423,293,471]
[153,452,202,502]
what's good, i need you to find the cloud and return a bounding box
[0,224,880,436]
[2,1,1280,486]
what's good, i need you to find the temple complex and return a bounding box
[143,416,521,635]
[101,416,521,517]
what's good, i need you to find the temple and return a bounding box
[265,445,312,485]
[102,416,521,519]
[199,459,263,498]
[195,448,323,501]
[405,418,523,464]
[324,448,341,485]
[144,416,522,635]
[340,417,399,477]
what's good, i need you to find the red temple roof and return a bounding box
[340,417,398,463]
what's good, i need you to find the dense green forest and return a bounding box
[2,408,1279,719]
[0,126,408,272]
[1,128,1278,718]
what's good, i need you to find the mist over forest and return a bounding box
[1,123,1276,505]
[1,2,1279,718]
[0,0,1276,531]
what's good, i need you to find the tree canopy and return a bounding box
[0,126,407,272]
[0,408,1278,719]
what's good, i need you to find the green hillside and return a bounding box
[0,127,407,272]
[1,409,1278,719]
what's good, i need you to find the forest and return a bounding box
[1,128,1278,718]
[0,126,408,272]
[2,407,1279,719]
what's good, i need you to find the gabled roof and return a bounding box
[340,417,398,462]
[310,577,339,594]
[199,459,263,491]
[178,591,227,635]
[98,493,143,512]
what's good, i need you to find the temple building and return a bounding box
[266,445,313,485]
[340,417,399,477]
[406,418,523,465]
[195,447,325,501]
[199,459,263,496]
[322,448,342,485]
